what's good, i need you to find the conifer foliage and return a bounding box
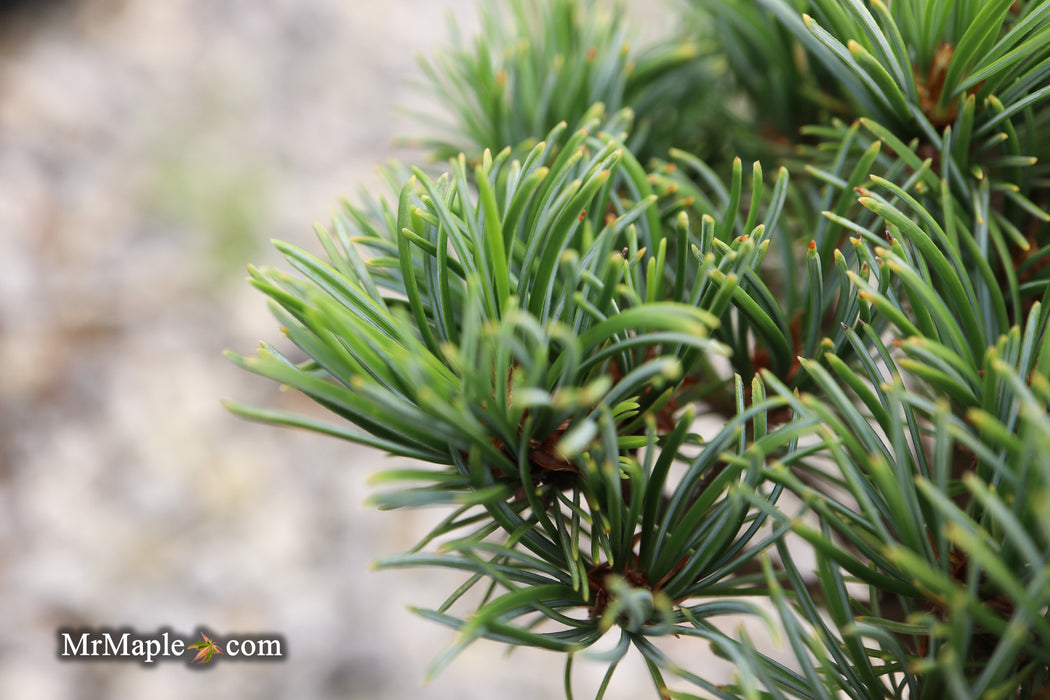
[227,0,1050,696]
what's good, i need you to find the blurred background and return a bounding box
[0,1,736,698]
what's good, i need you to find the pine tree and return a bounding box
[226,0,1050,696]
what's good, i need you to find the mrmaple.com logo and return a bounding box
[57,627,284,667]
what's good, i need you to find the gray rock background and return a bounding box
[0,1,752,698]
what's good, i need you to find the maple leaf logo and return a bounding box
[186,632,224,664]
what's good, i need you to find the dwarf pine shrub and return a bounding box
[227,0,1050,697]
